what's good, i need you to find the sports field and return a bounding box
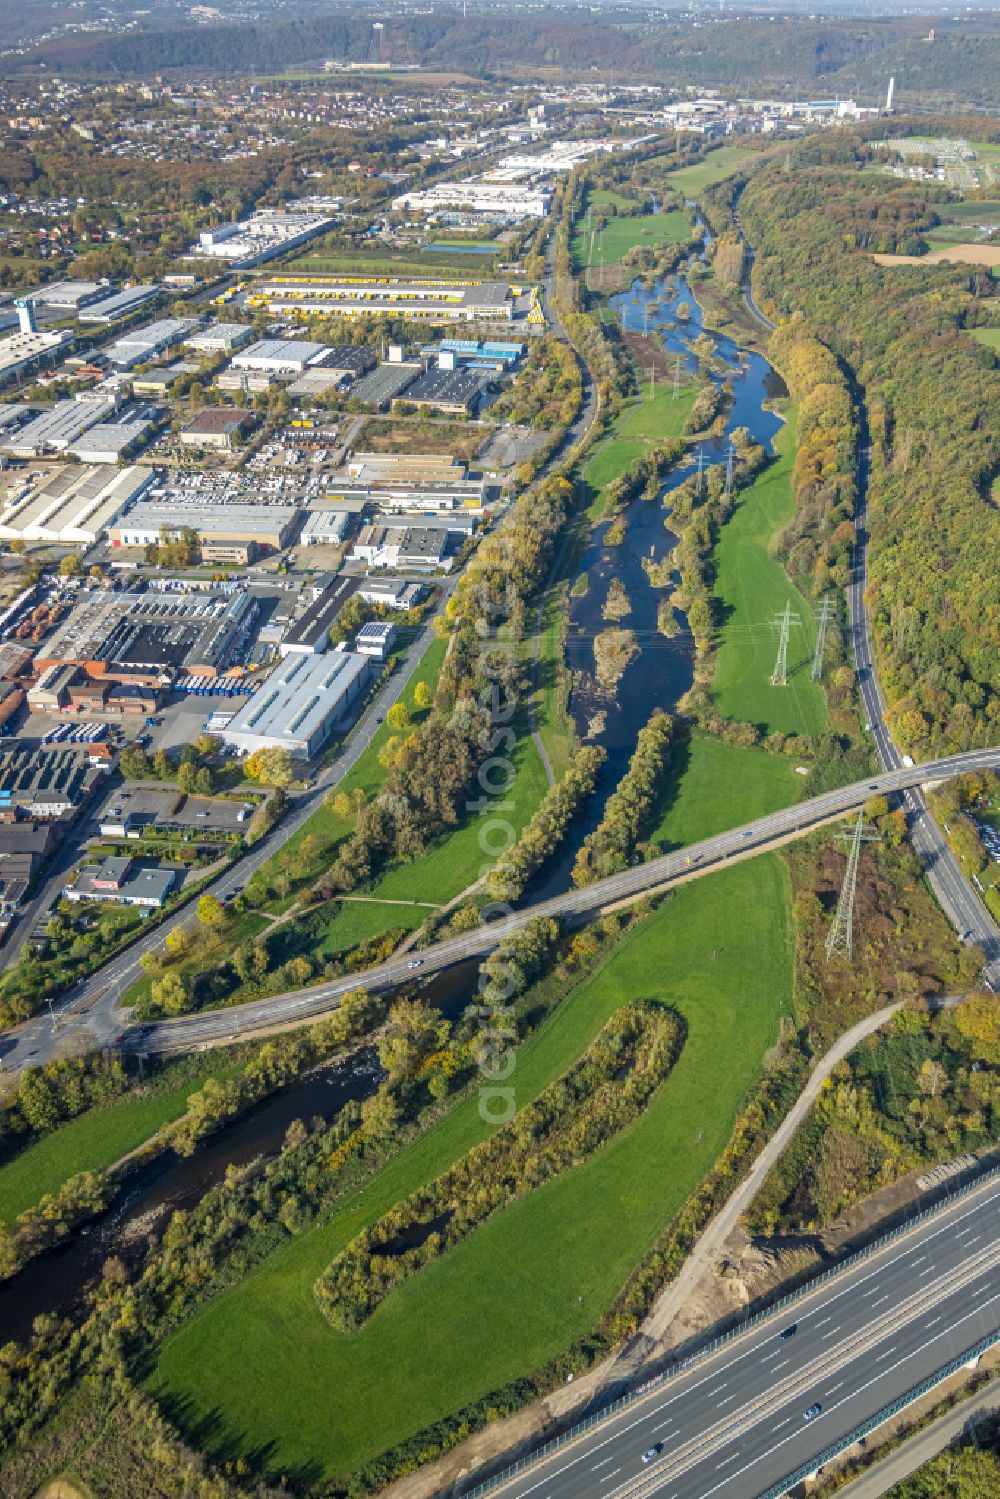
[151,855,792,1484]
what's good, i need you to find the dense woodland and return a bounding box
[14,13,1000,105]
[742,145,999,756]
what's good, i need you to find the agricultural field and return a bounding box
[151,854,793,1484]
[710,408,828,739]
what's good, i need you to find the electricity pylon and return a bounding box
[696,448,705,496]
[825,811,881,962]
[673,354,683,399]
[811,596,835,681]
[724,441,736,497]
[770,600,799,686]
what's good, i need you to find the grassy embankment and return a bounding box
[151,847,792,1484]
[0,1054,246,1226]
[710,407,828,739]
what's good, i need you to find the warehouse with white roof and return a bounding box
[0,466,154,545]
[218,649,372,758]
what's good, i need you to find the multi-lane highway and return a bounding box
[469,1174,1000,1499]
[4,746,989,1067]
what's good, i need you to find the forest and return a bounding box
[741,145,999,757]
[13,12,1000,106]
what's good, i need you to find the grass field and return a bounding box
[580,384,698,523]
[650,732,801,851]
[657,147,759,198]
[710,409,828,738]
[969,326,1000,351]
[939,200,1000,224]
[151,855,792,1483]
[572,209,691,271]
[0,1056,245,1225]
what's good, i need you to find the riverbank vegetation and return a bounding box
[485,744,605,902]
[315,1002,682,1330]
[573,710,675,885]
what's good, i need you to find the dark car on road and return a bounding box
[804,1403,822,1421]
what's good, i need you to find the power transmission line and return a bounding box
[825,811,881,962]
[812,596,835,681]
[770,600,799,686]
[724,441,736,497]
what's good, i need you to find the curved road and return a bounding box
[5,747,992,1069]
[733,195,999,988]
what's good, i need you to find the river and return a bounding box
[0,239,789,1345]
[529,252,786,901]
[0,962,476,1345]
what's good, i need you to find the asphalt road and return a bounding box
[0,613,442,1072]
[27,745,992,1062]
[474,1176,1000,1499]
[847,444,1000,989]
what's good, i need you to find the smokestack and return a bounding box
[885,76,895,113]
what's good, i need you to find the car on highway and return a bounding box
[407,959,424,970]
[804,1403,822,1421]
[641,1444,663,1465]
[779,1323,797,1339]
[741,830,753,839]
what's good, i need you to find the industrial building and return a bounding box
[279,578,351,655]
[68,418,154,464]
[392,180,551,220]
[0,327,74,386]
[65,854,177,908]
[252,277,513,324]
[356,578,426,612]
[219,649,372,758]
[0,465,154,545]
[0,394,119,459]
[0,823,57,915]
[179,408,254,451]
[37,588,257,683]
[192,209,334,267]
[78,286,159,324]
[348,360,422,409]
[184,322,255,355]
[33,280,107,311]
[107,318,199,370]
[350,523,453,572]
[0,747,105,819]
[354,621,396,659]
[299,510,354,547]
[395,365,488,415]
[231,339,336,376]
[111,502,297,552]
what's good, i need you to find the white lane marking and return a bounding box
[870,1294,890,1307]
[925,1316,942,1329]
[690,1288,1000,1499]
[490,1197,1000,1499]
[592,1456,615,1469]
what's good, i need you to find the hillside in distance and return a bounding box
[7,8,1000,106]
